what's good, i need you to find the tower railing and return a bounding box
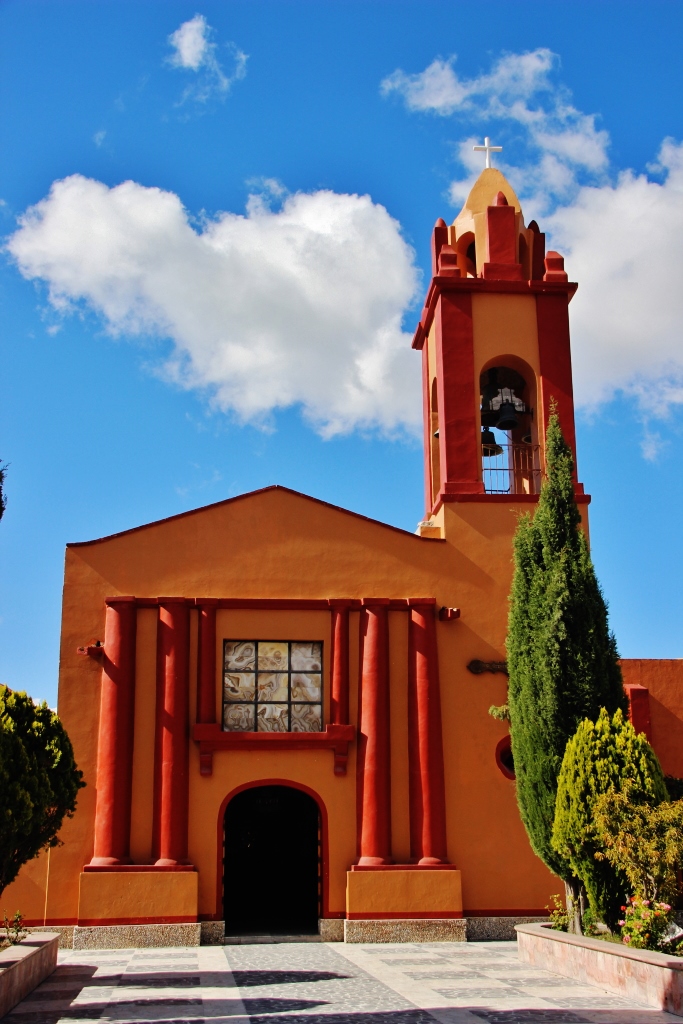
[482,443,542,495]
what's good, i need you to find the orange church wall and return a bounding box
[621,659,683,778]
[0,851,49,926]
[346,868,462,918]
[78,871,198,925]
[4,484,605,927]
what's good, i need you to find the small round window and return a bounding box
[496,736,515,780]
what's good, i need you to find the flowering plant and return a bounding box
[546,894,569,932]
[619,896,680,951]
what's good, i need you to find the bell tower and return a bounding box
[412,167,585,524]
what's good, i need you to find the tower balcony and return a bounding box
[482,442,542,496]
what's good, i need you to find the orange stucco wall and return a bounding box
[8,482,569,926]
[621,659,683,778]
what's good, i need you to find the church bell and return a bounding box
[495,401,520,432]
[481,427,503,457]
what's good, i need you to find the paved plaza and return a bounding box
[3,939,676,1024]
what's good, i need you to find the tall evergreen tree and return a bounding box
[507,414,627,901]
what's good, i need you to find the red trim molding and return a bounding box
[412,277,578,351]
[83,864,196,872]
[77,915,197,926]
[433,492,590,511]
[192,722,355,777]
[347,911,463,919]
[350,863,459,871]
[465,908,549,917]
[111,597,436,611]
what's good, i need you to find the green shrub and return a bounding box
[619,897,678,952]
[594,788,683,905]
[552,708,667,930]
[0,686,84,898]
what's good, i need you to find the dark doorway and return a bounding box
[224,785,321,935]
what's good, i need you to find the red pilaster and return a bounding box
[357,600,392,865]
[625,684,652,743]
[196,600,217,724]
[421,343,432,517]
[90,598,137,866]
[536,292,579,478]
[431,218,449,276]
[434,291,483,501]
[330,601,351,725]
[154,599,190,866]
[408,602,448,864]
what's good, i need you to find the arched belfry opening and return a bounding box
[480,366,540,496]
[455,231,477,277]
[223,784,321,936]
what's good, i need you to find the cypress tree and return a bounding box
[552,708,667,929]
[507,414,627,906]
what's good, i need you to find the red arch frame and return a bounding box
[495,736,515,781]
[213,778,331,922]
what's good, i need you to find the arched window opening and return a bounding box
[480,366,540,495]
[465,241,477,277]
[455,232,477,277]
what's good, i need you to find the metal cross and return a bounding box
[473,136,502,169]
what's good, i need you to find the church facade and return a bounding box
[6,168,683,946]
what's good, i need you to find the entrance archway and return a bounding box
[223,784,321,935]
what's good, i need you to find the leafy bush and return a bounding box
[0,686,84,898]
[552,708,667,930]
[619,897,679,951]
[546,894,569,931]
[1,912,26,948]
[665,776,683,801]
[593,788,683,905]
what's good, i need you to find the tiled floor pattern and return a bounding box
[2,940,677,1024]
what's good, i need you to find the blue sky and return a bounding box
[2,1,683,707]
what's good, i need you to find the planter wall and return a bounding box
[0,932,59,1018]
[516,921,683,1015]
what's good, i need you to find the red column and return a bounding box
[330,601,350,725]
[408,601,448,864]
[356,600,392,865]
[154,598,190,866]
[196,600,217,724]
[90,597,137,866]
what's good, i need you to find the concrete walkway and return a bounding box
[3,940,677,1024]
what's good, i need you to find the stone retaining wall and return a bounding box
[516,921,683,1015]
[0,933,59,1018]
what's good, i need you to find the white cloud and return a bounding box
[166,14,247,102]
[546,139,683,433]
[168,14,211,71]
[382,50,609,213]
[383,49,683,445]
[93,130,106,147]
[6,175,420,437]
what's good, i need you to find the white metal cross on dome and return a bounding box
[473,136,503,169]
